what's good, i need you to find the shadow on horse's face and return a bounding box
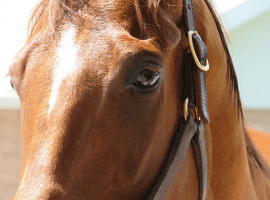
[10,1,201,199]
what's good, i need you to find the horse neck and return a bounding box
[205,48,251,199]
[206,54,270,199]
[191,0,257,199]
[208,82,251,199]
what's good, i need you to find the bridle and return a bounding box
[147,0,209,199]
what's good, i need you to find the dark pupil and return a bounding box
[135,69,160,87]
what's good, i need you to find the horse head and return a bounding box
[9,0,270,199]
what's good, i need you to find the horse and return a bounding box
[9,0,270,199]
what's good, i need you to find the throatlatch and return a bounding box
[146,0,209,199]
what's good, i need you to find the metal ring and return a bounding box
[184,98,189,121]
[188,31,209,72]
[184,98,200,121]
[194,107,200,120]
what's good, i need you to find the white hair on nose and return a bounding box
[48,27,78,116]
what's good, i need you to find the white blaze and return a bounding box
[48,28,78,116]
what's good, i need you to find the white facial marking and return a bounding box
[48,28,78,116]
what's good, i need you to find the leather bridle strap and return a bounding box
[182,0,210,124]
[146,0,209,199]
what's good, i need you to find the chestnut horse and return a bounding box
[9,0,270,199]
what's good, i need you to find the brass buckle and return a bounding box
[184,98,189,121]
[184,98,200,121]
[188,31,209,72]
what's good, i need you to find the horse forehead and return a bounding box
[48,27,79,115]
[48,26,107,115]
[53,25,124,77]
[83,0,137,32]
[48,25,131,115]
[88,0,135,15]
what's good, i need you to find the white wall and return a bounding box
[0,0,38,109]
[228,10,270,109]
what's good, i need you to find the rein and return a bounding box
[147,0,209,199]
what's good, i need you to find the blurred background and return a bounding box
[0,0,270,199]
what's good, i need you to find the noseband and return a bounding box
[147,0,209,199]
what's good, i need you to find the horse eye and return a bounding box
[10,78,15,91]
[134,69,160,89]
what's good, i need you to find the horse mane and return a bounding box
[27,0,262,170]
[27,0,87,43]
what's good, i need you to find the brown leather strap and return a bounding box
[194,69,209,124]
[147,115,197,200]
[182,48,197,108]
[182,0,210,124]
[183,0,195,32]
[192,120,208,200]
[192,36,209,124]
[182,1,209,199]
